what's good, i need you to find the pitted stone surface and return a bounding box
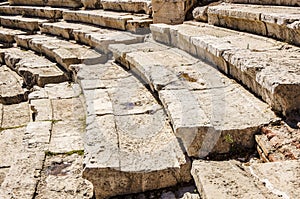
[0,27,25,44]
[1,47,68,88]
[8,0,82,8]
[63,9,152,33]
[0,5,66,19]
[207,3,300,46]
[225,0,300,6]
[15,34,106,71]
[0,15,48,31]
[41,21,144,54]
[110,41,277,157]
[151,22,300,117]
[101,0,152,14]
[1,102,30,129]
[0,65,28,104]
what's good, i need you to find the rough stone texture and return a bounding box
[193,6,208,22]
[246,160,300,199]
[15,34,106,72]
[101,0,152,15]
[152,0,197,24]
[207,3,300,46]
[0,5,66,19]
[109,41,277,157]
[35,154,94,199]
[150,22,300,118]
[1,47,68,88]
[0,65,28,104]
[0,27,25,45]
[8,0,83,8]
[82,0,102,9]
[40,21,145,54]
[191,160,281,199]
[225,0,300,6]
[1,102,30,129]
[256,122,300,162]
[74,61,190,198]
[0,15,48,32]
[63,9,152,33]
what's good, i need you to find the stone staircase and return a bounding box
[0,0,299,199]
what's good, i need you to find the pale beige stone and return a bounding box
[101,0,152,14]
[0,65,28,104]
[52,98,85,121]
[225,0,299,6]
[30,99,52,122]
[8,0,82,8]
[193,6,208,22]
[0,15,48,32]
[48,120,85,153]
[82,0,102,9]
[0,127,25,167]
[2,102,30,129]
[0,27,25,44]
[36,154,94,199]
[0,5,66,19]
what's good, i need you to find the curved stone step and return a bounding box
[0,26,26,46]
[40,21,144,53]
[63,9,152,33]
[8,0,82,8]
[150,22,300,118]
[109,41,278,157]
[0,47,68,88]
[0,65,28,104]
[101,0,152,15]
[191,160,300,199]
[207,3,300,46]
[81,0,102,9]
[225,0,299,6]
[0,15,48,32]
[0,5,66,19]
[72,61,191,198]
[15,34,107,72]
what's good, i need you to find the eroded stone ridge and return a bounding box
[101,0,152,14]
[0,15,48,32]
[225,0,300,6]
[109,41,277,157]
[8,0,83,8]
[150,22,300,118]
[73,61,191,198]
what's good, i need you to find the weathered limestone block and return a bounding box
[225,0,300,6]
[0,15,48,32]
[150,22,300,117]
[0,6,66,19]
[207,3,300,46]
[41,21,145,54]
[52,98,85,121]
[8,0,83,8]
[1,102,30,129]
[30,99,52,121]
[63,9,152,32]
[82,0,102,9]
[0,27,25,44]
[36,154,94,199]
[101,0,152,14]
[152,0,197,24]
[191,160,278,199]
[2,48,68,88]
[0,65,28,104]
[193,6,208,22]
[15,34,106,71]
[110,41,277,157]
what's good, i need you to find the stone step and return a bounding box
[14,34,107,72]
[101,0,152,15]
[109,41,277,158]
[224,0,300,6]
[8,0,82,8]
[0,5,66,20]
[0,26,26,46]
[0,65,28,104]
[207,3,300,46]
[0,47,68,88]
[82,0,102,9]
[71,61,191,198]
[191,159,300,199]
[40,21,144,53]
[150,22,300,118]
[63,9,152,33]
[0,15,48,32]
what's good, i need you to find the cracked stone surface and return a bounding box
[101,0,152,15]
[0,15,48,32]
[0,26,25,44]
[8,0,82,8]
[150,22,300,118]
[207,3,300,46]
[225,0,300,6]
[110,41,277,157]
